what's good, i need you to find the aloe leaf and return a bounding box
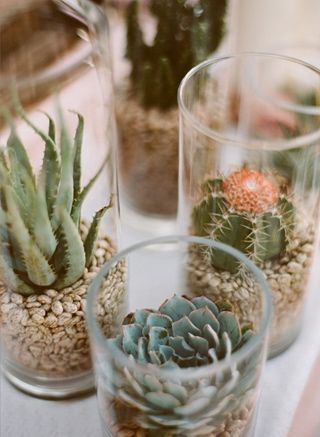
[53,208,85,289]
[7,149,36,228]
[6,124,35,186]
[0,151,10,185]
[0,247,34,295]
[72,112,84,201]
[51,120,74,230]
[39,113,61,217]
[3,185,56,287]
[84,196,112,267]
[32,173,57,259]
[71,152,110,224]
[84,207,107,268]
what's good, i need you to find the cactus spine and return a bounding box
[192,168,295,272]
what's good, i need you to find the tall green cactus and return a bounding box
[192,168,295,273]
[125,0,227,109]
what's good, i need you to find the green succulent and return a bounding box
[110,295,252,368]
[105,295,258,433]
[192,167,295,273]
[126,0,227,109]
[0,106,110,296]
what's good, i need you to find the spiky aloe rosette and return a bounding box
[192,168,295,273]
[0,107,110,295]
[104,295,260,435]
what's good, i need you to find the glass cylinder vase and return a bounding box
[0,0,122,398]
[87,235,272,437]
[105,0,228,230]
[178,52,320,358]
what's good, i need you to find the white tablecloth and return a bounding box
[1,223,320,437]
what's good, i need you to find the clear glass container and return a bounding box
[87,235,272,437]
[0,0,121,398]
[105,0,228,229]
[178,52,320,358]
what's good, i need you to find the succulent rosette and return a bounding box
[104,295,260,434]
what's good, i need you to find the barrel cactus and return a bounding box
[192,168,295,272]
[0,106,110,296]
[105,295,258,433]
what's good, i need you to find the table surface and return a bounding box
[1,222,320,437]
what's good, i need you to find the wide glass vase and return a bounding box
[104,0,228,229]
[87,235,272,437]
[178,53,320,358]
[0,0,122,398]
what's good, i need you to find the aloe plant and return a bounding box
[106,295,258,433]
[192,168,295,272]
[0,106,111,295]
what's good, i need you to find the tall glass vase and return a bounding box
[0,0,122,398]
[87,235,272,436]
[104,0,228,231]
[178,53,320,357]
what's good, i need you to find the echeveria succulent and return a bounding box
[0,106,110,295]
[104,295,258,433]
[109,295,252,369]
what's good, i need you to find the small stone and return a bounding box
[44,313,58,328]
[287,261,303,273]
[11,293,24,305]
[46,289,58,298]
[37,295,52,305]
[51,301,64,316]
[63,302,78,314]
[1,303,16,313]
[57,313,72,326]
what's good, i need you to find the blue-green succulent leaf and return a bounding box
[174,396,212,416]
[188,307,220,332]
[188,333,209,356]
[163,382,188,404]
[159,295,196,321]
[158,345,174,362]
[122,324,143,358]
[133,309,154,325]
[203,324,220,349]
[137,337,149,363]
[168,336,194,358]
[191,296,219,317]
[148,326,169,352]
[171,316,201,339]
[218,311,241,350]
[143,374,163,392]
[145,392,181,410]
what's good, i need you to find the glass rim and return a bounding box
[178,51,320,151]
[0,0,106,90]
[86,234,273,380]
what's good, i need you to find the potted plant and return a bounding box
[178,53,320,357]
[86,235,272,437]
[108,0,227,220]
[0,106,125,397]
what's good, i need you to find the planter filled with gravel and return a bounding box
[178,53,320,358]
[106,0,227,221]
[0,104,125,398]
[187,168,316,357]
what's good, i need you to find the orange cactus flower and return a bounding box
[222,168,279,214]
